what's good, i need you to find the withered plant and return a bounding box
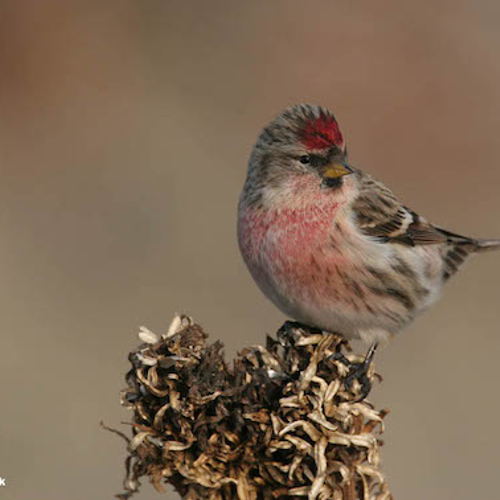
[110,316,391,500]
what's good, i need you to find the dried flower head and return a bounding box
[112,316,391,500]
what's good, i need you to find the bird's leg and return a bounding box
[278,322,378,400]
[343,342,378,401]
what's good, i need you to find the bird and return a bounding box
[237,104,500,364]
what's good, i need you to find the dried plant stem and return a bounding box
[112,316,392,500]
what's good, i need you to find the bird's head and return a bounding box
[244,104,355,207]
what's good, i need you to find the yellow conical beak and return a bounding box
[321,161,353,179]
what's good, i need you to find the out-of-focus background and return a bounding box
[1,1,500,499]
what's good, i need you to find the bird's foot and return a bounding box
[279,320,323,334]
[277,322,378,401]
[277,321,323,337]
[340,342,378,401]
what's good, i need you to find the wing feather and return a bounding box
[351,172,484,280]
[353,174,454,246]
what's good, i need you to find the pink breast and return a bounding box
[238,199,344,302]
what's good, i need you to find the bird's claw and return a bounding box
[279,322,378,401]
[278,321,322,335]
[340,342,378,402]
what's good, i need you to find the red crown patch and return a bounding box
[300,115,344,151]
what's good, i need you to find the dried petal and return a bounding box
[138,326,158,344]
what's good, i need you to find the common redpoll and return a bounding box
[238,104,500,347]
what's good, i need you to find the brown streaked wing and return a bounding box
[352,174,448,246]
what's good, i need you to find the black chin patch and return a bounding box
[321,176,343,189]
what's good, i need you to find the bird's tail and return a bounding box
[473,238,500,253]
[441,232,500,281]
[438,228,500,252]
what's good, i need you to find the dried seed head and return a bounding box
[112,317,392,500]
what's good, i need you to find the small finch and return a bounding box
[238,104,500,351]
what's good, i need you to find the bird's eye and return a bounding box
[299,155,311,164]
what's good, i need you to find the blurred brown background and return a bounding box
[1,1,500,499]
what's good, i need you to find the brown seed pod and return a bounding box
[112,316,392,500]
